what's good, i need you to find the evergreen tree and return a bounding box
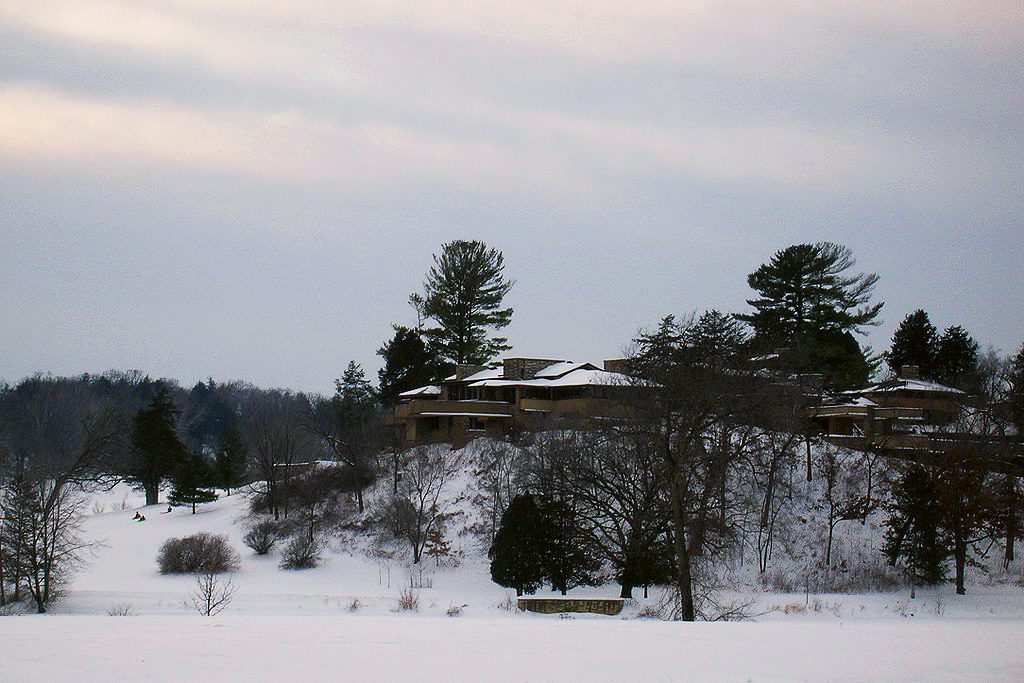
[376,326,448,406]
[126,385,186,505]
[305,362,381,513]
[883,465,946,589]
[538,498,599,595]
[737,242,882,389]
[418,240,515,365]
[489,494,547,596]
[168,450,218,514]
[683,309,749,367]
[185,379,237,449]
[933,325,979,391]
[214,426,248,496]
[886,309,938,377]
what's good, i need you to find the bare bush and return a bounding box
[107,602,136,616]
[190,571,236,616]
[279,534,321,570]
[243,520,282,555]
[397,587,419,611]
[157,533,240,574]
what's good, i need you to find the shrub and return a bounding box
[279,535,321,570]
[397,587,419,611]
[107,602,136,616]
[157,533,240,574]
[243,520,281,556]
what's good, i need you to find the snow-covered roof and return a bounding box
[868,379,965,394]
[460,366,504,383]
[542,368,629,387]
[844,378,965,396]
[534,361,595,379]
[468,367,631,389]
[397,385,441,398]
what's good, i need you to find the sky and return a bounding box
[2,1,1022,396]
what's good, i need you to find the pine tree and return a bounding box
[168,450,218,514]
[489,494,547,596]
[215,426,248,496]
[376,326,448,406]
[886,309,938,377]
[418,240,515,365]
[737,242,882,388]
[933,325,979,391]
[883,465,946,590]
[126,385,187,505]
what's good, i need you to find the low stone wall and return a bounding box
[517,598,624,616]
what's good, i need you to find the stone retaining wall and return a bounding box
[517,598,624,616]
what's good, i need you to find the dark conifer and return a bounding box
[489,494,547,596]
[169,450,218,514]
[126,385,186,505]
[886,309,938,377]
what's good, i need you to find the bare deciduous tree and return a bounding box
[389,445,464,564]
[190,571,236,616]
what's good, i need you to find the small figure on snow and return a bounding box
[132,511,141,520]
[161,506,172,514]
[136,514,146,522]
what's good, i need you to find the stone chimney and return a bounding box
[455,364,485,381]
[502,358,563,380]
[603,358,628,374]
[899,365,921,381]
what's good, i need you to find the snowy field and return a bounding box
[3,486,1024,681]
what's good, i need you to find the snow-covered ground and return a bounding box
[3,484,1024,681]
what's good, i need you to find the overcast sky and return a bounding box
[2,1,1022,396]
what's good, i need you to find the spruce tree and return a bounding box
[489,494,547,596]
[126,385,186,505]
[215,426,248,496]
[933,325,979,391]
[418,240,515,365]
[886,309,938,377]
[169,450,218,514]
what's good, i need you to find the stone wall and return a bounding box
[517,597,624,616]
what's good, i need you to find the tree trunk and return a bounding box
[1004,475,1017,569]
[670,475,696,621]
[356,487,364,514]
[620,582,633,599]
[954,536,967,596]
[144,482,159,506]
[805,436,813,482]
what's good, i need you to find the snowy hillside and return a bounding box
[3,444,1024,681]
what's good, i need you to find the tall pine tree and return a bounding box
[933,325,979,391]
[418,240,515,365]
[886,309,938,377]
[126,385,186,506]
[737,242,882,389]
